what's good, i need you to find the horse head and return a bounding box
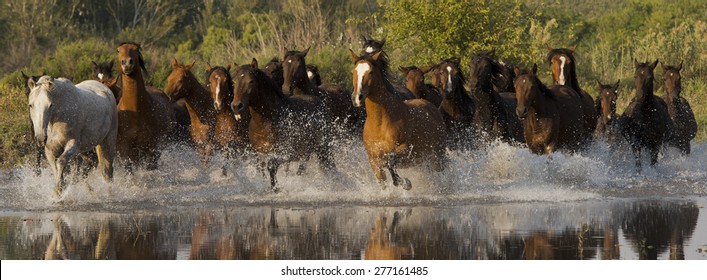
[117,42,147,76]
[349,49,384,108]
[398,66,427,96]
[231,58,261,120]
[164,58,196,102]
[21,71,46,97]
[432,58,464,99]
[205,63,233,112]
[661,61,682,97]
[596,79,620,125]
[469,50,499,91]
[634,59,659,98]
[361,35,386,55]
[513,64,544,119]
[282,47,310,95]
[306,64,322,86]
[92,60,114,83]
[546,45,577,87]
[28,76,57,146]
[263,57,284,89]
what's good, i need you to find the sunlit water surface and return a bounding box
[1,139,705,259]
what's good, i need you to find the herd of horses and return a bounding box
[21,37,697,201]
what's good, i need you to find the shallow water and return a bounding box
[0,140,706,259]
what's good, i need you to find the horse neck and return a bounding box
[119,71,150,110]
[293,78,320,96]
[250,83,286,120]
[183,75,215,120]
[365,78,405,120]
[635,80,655,105]
[566,67,582,94]
[664,81,681,102]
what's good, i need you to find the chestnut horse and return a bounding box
[116,42,176,173]
[621,59,672,168]
[514,64,586,154]
[660,62,697,155]
[350,50,446,190]
[430,58,475,150]
[282,48,361,134]
[397,65,442,107]
[360,36,416,101]
[546,46,598,143]
[468,50,523,144]
[594,79,623,145]
[230,58,336,192]
[164,59,216,165]
[206,63,249,156]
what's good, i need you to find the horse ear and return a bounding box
[546,44,554,51]
[513,66,521,77]
[614,79,621,91]
[283,47,289,58]
[595,79,602,89]
[371,50,383,61]
[532,63,538,75]
[650,59,659,70]
[660,61,666,70]
[420,66,433,74]
[678,61,683,71]
[569,45,577,53]
[251,58,258,69]
[206,62,213,71]
[27,77,37,90]
[634,58,640,68]
[171,58,178,69]
[233,63,239,71]
[398,66,409,75]
[360,35,367,44]
[302,47,310,57]
[187,60,196,70]
[226,64,231,71]
[92,61,98,69]
[349,49,360,62]
[21,71,29,81]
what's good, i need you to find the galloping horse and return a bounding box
[660,62,697,155]
[594,80,623,145]
[116,42,176,173]
[28,76,117,200]
[514,64,586,154]
[206,63,249,156]
[546,46,598,143]
[621,59,672,168]
[164,59,216,165]
[430,58,475,149]
[262,57,284,89]
[468,51,523,143]
[360,36,415,101]
[350,50,446,190]
[230,58,336,192]
[282,47,360,134]
[397,65,442,107]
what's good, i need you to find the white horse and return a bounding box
[28,76,118,201]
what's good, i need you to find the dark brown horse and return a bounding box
[397,65,442,107]
[262,57,284,89]
[430,58,475,150]
[594,79,623,145]
[306,64,322,86]
[206,63,249,156]
[164,59,216,165]
[350,50,446,190]
[230,58,336,192]
[621,59,672,168]
[116,42,176,173]
[514,64,586,154]
[468,50,523,143]
[546,45,598,143]
[282,48,361,134]
[92,60,114,83]
[660,62,697,155]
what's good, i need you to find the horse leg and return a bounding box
[267,158,281,193]
[387,167,412,190]
[649,145,660,166]
[145,149,160,171]
[95,144,114,182]
[631,143,642,171]
[53,140,79,200]
[367,157,387,189]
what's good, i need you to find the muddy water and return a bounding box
[0,140,706,259]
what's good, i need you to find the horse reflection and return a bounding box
[622,201,699,260]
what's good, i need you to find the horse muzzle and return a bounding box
[516,108,528,120]
[214,101,223,111]
[231,103,245,120]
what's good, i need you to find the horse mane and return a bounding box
[268,57,280,64]
[204,65,233,92]
[356,52,396,94]
[528,73,554,99]
[546,48,580,93]
[240,65,288,101]
[118,41,148,75]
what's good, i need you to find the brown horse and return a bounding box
[397,65,442,107]
[262,57,284,89]
[164,59,216,165]
[621,59,672,168]
[430,58,476,150]
[594,79,624,146]
[282,47,361,134]
[546,45,598,143]
[468,50,523,144]
[230,58,336,192]
[359,36,416,101]
[514,64,586,154]
[350,50,446,190]
[306,64,322,86]
[116,42,176,173]
[660,62,697,155]
[206,63,249,156]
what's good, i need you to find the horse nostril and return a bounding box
[237,103,244,110]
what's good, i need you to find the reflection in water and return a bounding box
[0,199,703,260]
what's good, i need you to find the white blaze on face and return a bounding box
[365,46,374,54]
[98,73,104,81]
[446,66,453,92]
[307,70,314,80]
[214,75,222,110]
[558,56,566,85]
[354,62,371,107]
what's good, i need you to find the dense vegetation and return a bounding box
[1,0,705,166]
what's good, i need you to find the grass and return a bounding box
[0,84,33,167]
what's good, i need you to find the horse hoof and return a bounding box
[272,186,280,193]
[401,179,412,190]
